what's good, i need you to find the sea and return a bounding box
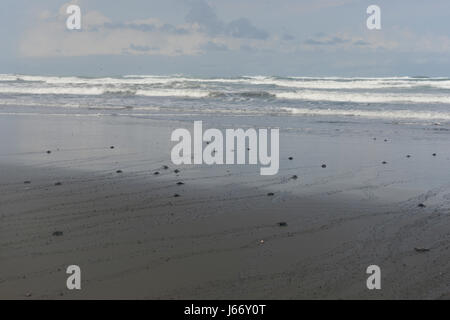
[1,74,450,137]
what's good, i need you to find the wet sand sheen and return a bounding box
[0,114,449,299]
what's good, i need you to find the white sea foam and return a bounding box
[1,75,450,124]
[283,107,450,121]
[1,84,449,104]
[2,74,450,90]
[0,86,105,95]
[275,90,450,104]
[251,79,450,90]
[0,86,210,98]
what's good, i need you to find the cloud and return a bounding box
[19,1,269,58]
[301,28,450,55]
[227,18,268,40]
[305,36,349,46]
[275,0,358,14]
[301,33,384,52]
[19,3,209,57]
[100,20,190,35]
[185,0,224,35]
[185,0,268,40]
[304,34,356,48]
[20,1,450,60]
[202,41,229,51]
[129,44,154,52]
[282,33,295,41]
[303,33,378,49]
[353,40,369,46]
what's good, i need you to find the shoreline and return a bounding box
[1,114,449,299]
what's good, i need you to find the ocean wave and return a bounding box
[0,85,276,99]
[208,91,276,99]
[275,90,450,104]
[282,107,450,120]
[103,89,137,96]
[1,74,450,104]
[238,91,276,98]
[1,85,449,104]
[0,86,209,98]
[0,86,105,95]
[136,89,210,98]
[3,74,450,90]
[248,78,450,90]
[0,74,247,86]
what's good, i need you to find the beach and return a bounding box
[2,0,450,304]
[1,110,449,299]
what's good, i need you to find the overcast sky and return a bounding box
[1,0,449,76]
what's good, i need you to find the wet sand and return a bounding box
[0,114,449,299]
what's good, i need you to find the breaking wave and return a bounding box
[275,90,450,104]
[283,107,450,121]
[1,74,450,123]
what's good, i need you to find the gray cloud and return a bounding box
[101,22,189,35]
[103,22,155,32]
[202,41,228,51]
[305,36,350,46]
[129,44,155,52]
[186,0,268,40]
[185,1,224,35]
[14,0,450,76]
[240,44,256,52]
[282,33,295,41]
[227,18,268,40]
[353,40,370,46]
